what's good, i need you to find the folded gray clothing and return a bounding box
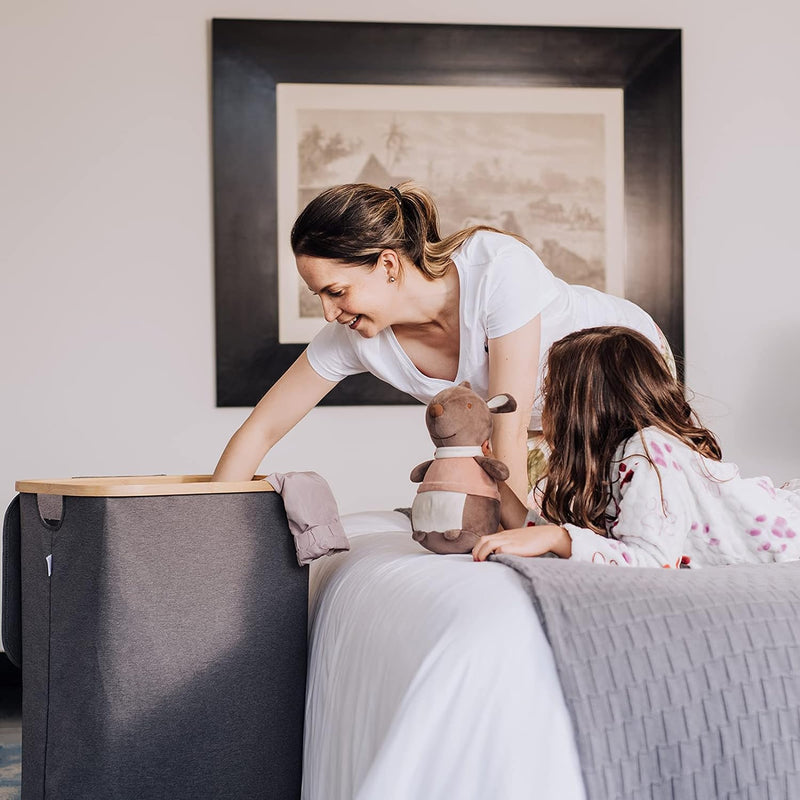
[266,472,350,566]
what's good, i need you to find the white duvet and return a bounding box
[303,510,586,800]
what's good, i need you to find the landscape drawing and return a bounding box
[276,84,624,344]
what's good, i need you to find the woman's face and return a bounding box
[296,253,399,338]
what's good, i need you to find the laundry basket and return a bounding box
[2,475,307,800]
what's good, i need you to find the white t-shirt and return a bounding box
[306,230,660,428]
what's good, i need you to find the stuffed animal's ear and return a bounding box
[459,381,472,390]
[487,393,517,414]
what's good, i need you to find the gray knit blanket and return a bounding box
[493,555,800,799]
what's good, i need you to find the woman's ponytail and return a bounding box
[291,180,528,279]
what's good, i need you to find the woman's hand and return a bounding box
[472,524,572,562]
[212,352,337,482]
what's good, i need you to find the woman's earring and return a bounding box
[389,276,396,283]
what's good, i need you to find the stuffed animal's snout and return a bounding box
[428,403,444,418]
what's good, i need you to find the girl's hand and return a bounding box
[472,524,572,562]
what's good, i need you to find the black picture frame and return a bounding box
[212,19,682,406]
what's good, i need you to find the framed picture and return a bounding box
[275,83,626,345]
[212,20,682,406]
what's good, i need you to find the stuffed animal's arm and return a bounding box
[474,456,510,482]
[410,461,434,483]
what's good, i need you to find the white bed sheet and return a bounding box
[303,510,585,800]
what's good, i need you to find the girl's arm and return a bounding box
[473,524,571,561]
[487,315,541,504]
[212,351,338,482]
[564,447,692,568]
[475,435,693,567]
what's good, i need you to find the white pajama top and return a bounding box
[555,427,800,568]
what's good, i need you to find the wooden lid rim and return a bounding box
[15,475,276,497]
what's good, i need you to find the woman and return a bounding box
[213,181,670,505]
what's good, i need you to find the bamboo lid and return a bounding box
[15,475,276,498]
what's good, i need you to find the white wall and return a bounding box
[2,0,799,526]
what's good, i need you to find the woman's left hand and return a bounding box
[472,524,572,561]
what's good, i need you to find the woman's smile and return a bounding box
[340,314,361,330]
[296,254,392,337]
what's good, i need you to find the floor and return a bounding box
[0,707,21,746]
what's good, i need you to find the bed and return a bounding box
[305,509,800,800]
[303,510,586,800]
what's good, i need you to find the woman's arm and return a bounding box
[212,351,338,482]
[497,479,529,529]
[487,315,541,504]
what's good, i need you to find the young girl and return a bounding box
[473,326,800,567]
[213,182,668,503]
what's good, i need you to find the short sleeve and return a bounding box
[305,322,367,382]
[485,238,562,339]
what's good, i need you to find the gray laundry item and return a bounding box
[2,488,307,800]
[494,555,800,800]
[266,472,349,566]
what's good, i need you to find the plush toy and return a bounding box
[410,381,517,555]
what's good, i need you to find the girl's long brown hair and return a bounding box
[290,181,528,279]
[538,326,721,534]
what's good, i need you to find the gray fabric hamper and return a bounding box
[2,475,308,800]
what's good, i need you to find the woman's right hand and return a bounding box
[211,351,338,481]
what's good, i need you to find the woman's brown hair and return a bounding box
[290,181,528,279]
[538,326,721,534]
